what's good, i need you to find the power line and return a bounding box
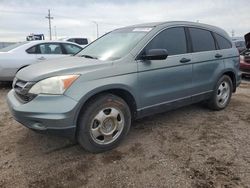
[1,9,126,38]
[0,9,124,26]
[0,9,45,16]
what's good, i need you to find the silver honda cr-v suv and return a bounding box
[7,21,241,153]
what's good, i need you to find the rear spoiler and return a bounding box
[244,32,250,49]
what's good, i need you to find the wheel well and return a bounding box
[223,71,236,92]
[16,65,29,73]
[77,89,137,125]
[107,89,137,119]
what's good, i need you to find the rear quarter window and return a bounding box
[214,33,232,49]
[26,46,37,54]
[75,38,88,45]
[68,38,88,45]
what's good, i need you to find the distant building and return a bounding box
[232,37,244,41]
[0,42,16,49]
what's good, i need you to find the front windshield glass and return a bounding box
[77,27,152,61]
[0,42,28,52]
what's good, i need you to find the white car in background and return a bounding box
[0,41,83,81]
[59,37,90,47]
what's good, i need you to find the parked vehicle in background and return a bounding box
[240,32,250,77]
[59,37,90,47]
[233,40,246,53]
[7,21,241,153]
[0,41,83,81]
[240,52,250,77]
[26,34,45,41]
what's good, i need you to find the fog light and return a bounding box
[33,122,46,130]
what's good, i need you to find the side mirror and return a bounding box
[141,49,168,60]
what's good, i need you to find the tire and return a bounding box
[77,94,131,153]
[207,75,233,110]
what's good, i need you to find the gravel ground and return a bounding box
[0,80,250,188]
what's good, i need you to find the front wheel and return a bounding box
[77,94,131,153]
[207,75,233,110]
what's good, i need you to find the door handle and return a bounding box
[38,56,46,60]
[180,58,191,63]
[215,53,223,58]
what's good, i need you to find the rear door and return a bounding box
[36,43,68,61]
[188,27,224,95]
[137,27,193,111]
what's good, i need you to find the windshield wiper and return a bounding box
[80,54,98,59]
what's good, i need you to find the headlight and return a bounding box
[29,75,79,95]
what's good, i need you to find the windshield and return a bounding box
[0,42,28,52]
[77,27,152,61]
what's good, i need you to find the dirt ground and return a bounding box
[0,79,250,188]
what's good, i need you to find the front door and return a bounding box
[137,27,193,113]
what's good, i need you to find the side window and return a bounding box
[75,38,88,45]
[26,46,37,54]
[63,44,82,54]
[214,33,232,49]
[189,28,216,52]
[144,27,187,56]
[68,38,75,43]
[68,38,88,45]
[38,43,63,54]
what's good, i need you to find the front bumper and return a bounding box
[7,89,79,139]
[240,71,250,76]
[240,69,250,76]
[240,62,250,75]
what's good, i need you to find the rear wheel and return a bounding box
[207,75,233,110]
[77,94,131,153]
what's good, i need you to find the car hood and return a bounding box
[244,32,250,49]
[16,56,112,81]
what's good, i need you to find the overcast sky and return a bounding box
[0,0,249,42]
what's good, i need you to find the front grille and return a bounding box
[13,78,36,103]
[245,57,250,64]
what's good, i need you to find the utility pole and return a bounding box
[45,9,53,40]
[231,30,235,37]
[92,21,99,39]
[54,26,57,40]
